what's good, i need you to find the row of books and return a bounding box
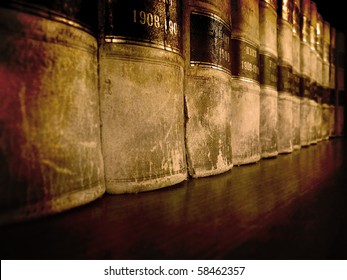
[0,0,345,224]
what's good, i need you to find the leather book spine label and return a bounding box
[293,71,301,97]
[231,38,260,83]
[190,11,232,73]
[259,53,277,88]
[300,75,311,98]
[278,63,293,93]
[105,0,182,53]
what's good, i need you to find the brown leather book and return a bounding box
[299,0,311,146]
[321,20,331,140]
[292,0,302,150]
[277,0,294,153]
[230,0,261,165]
[99,0,187,193]
[259,0,279,158]
[308,0,318,145]
[0,0,105,225]
[183,0,233,177]
[315,12,323,142]
[329,26,337,137]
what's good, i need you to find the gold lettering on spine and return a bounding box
[190,12,232,73]
[105,0,182,52]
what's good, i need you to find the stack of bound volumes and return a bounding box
[0,0,345,225]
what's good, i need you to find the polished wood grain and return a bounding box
[1,138,347,260]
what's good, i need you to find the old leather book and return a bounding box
[308,0,318,145]
[315,12,323,142]
[321,20,330,140]
[99,0,187,193]
[183,0,233,177]
[292,0,301,150]
[259,0,279,158]
[300,0,311,146]
[277,0,294,153]
[230,0,261,165]
[0,0,105,224]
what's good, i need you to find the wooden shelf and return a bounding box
[1,138,347,260]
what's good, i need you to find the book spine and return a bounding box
[335,31,345,136]
[299,0,311,146]
[99,0,187,193]
[230,0,261,165]
[321,20,330,140]
[308,0,317,145]
[0,1,105,225]
[259,0,279,158]
[183,0,233,178]
[292,0,301,150]
[277,0,294,153]
[315,12,323,142]
[329,26,337,137]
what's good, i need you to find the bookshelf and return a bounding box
[1,138,346,259]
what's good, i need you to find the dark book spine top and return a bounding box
[189,4,232,73]
[1,0,98,34]
[104,0,183,54]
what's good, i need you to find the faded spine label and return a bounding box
[104,0,182,53]
[277,63,293,93]
[231,38,260,82]
[300,75,310,98]
[293,71,300,97]
[259,53,277,88]
[190,12,232,73]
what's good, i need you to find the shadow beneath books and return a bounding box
[1,138,347,259]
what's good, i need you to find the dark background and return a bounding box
[314,0,346,35]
